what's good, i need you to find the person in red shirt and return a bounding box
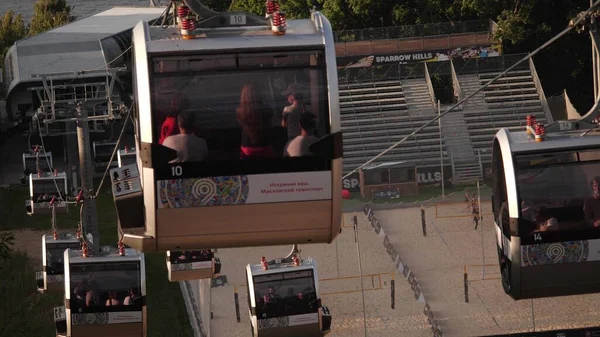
[159,93,190,145]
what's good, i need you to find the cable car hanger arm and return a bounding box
[342,0,600,180]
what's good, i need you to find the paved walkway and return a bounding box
[210,212,431,337]
[371,201,600,336]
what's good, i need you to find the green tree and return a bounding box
[0,10,27,65]
[229,0,313,19]
[0,232,15,262]
[29,0,74,37]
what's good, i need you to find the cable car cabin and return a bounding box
[119,5,342,252]
[165,249,222,281]
[493,127,600,300]
[246,257,331,337]
[22,151,53,177]
[26,171,68,215]
[118,147,137,168]
[61,248,146,337]
[93,141,118,173]
[359,161,418,200]
[37,233,81,293]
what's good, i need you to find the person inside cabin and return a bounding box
[532,206,559,233]
[105,291,120,306]
[281,84,312,141]
[236,83,275,159]
[124,287,141,305]
[267,285,281,300]
[159,93,190,145]
[284,113,319,157]
[585,176,600,228]
[73,282,87,307]
[162,110,208,163]
[86,280,101,307]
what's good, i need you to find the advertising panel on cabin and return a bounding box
[337,44,502,68]
[342,166,453,193]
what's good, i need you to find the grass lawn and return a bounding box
[0,182,194,337]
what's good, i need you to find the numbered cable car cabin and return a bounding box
[93,141,118,173]
[22,150,53,179]
[246,255,331,337]
[37,233,81,293]
[26,170,68,215]
[165,249,222,281]
[60,247,146,337]
[492,116,600,299]
[118,147,137,168]
[115,0,342,252]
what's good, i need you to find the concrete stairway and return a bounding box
[401,78,435,115]
[439,104,482,183]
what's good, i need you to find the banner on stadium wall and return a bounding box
[416,166,453,186]
[342,166,453,192]
[337,44,502,68]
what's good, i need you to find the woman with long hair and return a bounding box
[236,83,275,159]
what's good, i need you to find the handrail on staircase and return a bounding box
[423,62,437,109]
[450,59,465,110]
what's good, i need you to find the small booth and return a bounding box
[359,161,418,200]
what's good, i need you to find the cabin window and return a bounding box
[149,50,330,166]
[69,262,142,312]
[252,270,318,319]
[514,148,600,236]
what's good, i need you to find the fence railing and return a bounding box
[424,63,436,106]
[450,59,464,109]
[453,53,530,75]
[529,56,553,123]
[334,20,490,43]
[338,62,427,83]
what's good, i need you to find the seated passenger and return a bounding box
[585,176,600,227]
[236,83,275,159]
[162,110,208,163]
[106,291,120,306]
[86,281,101,307]
[284,113,319,157]
[159,93,190,145]
[124,288,140,306]
[533,206,559,232]
[281,84,306,140]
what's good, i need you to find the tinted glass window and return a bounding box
[253,270,318,319]
[515,149,600,236]
[46,242,81,274]
[32,179,65,201]
[69,262,142,312]
[150,50,329,163]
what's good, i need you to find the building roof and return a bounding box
[4,6,165,99]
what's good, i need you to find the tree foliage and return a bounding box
[0,11,27,66]
[0,231,15,262]
[29,0,74,37]
[0,0,594,112]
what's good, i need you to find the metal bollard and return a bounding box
[421,205,426,237]
[464,265,469,303]
[234,287,241,322]
[391,275,396,309]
